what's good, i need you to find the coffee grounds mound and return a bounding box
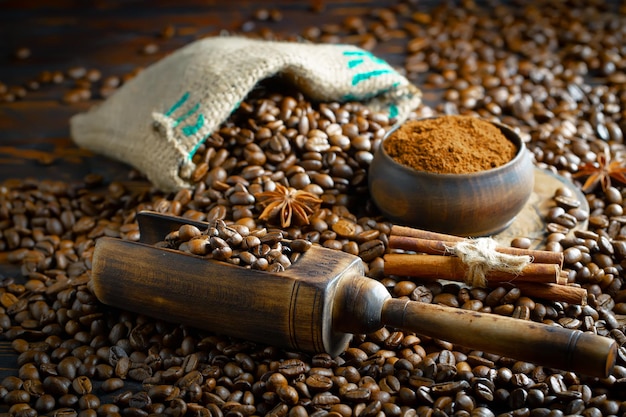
[384,115,518,174]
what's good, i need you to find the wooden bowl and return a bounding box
[368,118,535,237]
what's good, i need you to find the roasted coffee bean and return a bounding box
[278,359,306,377]
[100,378,124,393]
[311,392,341,407]
[358,239,385,262]
[71,376,92,395]
[410,286,433,303]
[431,380,469,395]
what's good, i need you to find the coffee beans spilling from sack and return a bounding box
[70,37,422,192]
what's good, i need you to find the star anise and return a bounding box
[573,146,626,193]
[255,184,322,228]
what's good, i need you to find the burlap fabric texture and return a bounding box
[70,36,422,192]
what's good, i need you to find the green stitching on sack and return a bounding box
[187,131,211,161]
[182,114,205,136]
[351,69,395,85]
[172,102,201,128]
[165,92,190,117]
[347,59,364,68]
[341,49,396,86]
[388,103,398,118]
[342,50,388,65]
[164,92,205,137]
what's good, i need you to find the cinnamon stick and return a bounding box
[499,282,587,305]
[388,235,564,267]
[391,224,465,241]
[556,276,569,285]
[383,253,559,284]
[387,226,585,304]
[381,254,585,305]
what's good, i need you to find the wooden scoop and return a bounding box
[90,211,617,378]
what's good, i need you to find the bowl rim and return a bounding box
[377,116,530,179]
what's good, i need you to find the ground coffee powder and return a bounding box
[383,115,517,174]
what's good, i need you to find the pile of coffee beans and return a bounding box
[158,220,313,272]
[2,1,626,417]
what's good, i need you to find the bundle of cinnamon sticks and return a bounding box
[384,225,587,305]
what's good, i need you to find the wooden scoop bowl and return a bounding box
[90,211,617,377]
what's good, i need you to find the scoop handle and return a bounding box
[382,298,616,378]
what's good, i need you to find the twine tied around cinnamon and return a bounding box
[384,225,585,305]
[444,237,533,288]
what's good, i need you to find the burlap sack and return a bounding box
[70,36,422,192]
